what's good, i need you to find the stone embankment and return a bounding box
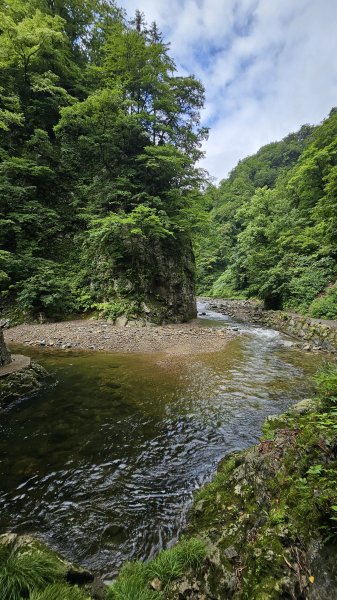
[263,312,337,353]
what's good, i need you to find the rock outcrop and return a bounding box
[0,324,11,366]
[90,236,197,324]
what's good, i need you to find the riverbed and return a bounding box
[0,303,330,578]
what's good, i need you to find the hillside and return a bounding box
[196,110,337,318]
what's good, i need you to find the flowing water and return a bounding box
[0,303,331,578]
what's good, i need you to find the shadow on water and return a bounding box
[0,305,332,577]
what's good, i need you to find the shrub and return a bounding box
[16,262,76,319]
[93,300,136,321]
[211,270,246,299]
[309,283,337,319]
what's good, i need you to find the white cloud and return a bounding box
[119,0,337,180]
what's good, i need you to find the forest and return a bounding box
[196,110,337,318]
[0,0,207,324]
[1,0,337,323]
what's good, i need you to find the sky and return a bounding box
[119,0,337,181]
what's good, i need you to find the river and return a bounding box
[0,303,329,578]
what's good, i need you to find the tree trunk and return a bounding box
[0,330,11,367]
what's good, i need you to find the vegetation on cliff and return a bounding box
[196,110,337,318]
[0,0,207,323]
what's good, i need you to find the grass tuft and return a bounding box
[108,538,206,599]
[0,542,65,600]
[30,583,90,600]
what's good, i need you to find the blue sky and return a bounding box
[120,0,337,180]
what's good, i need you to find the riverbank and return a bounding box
[5,319,239,356]
[204,298,337,353]
[109,367,337,600]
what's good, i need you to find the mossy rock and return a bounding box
[0,362,49,409]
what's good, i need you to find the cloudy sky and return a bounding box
[120,0,337,181]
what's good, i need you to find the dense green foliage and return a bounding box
[197,111,337,317]
[0,541,89,600]
[0,0,207,322]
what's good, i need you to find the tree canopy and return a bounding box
[0,0,207,322]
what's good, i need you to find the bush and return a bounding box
[211,270,246,299]
[309,283,337,319]
[314,364,337,403]
[16,262,76,319]
[93,300,136,321]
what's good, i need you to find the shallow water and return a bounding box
[0,305,330,577]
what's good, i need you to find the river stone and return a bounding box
[280,340,295,348]
[141,302,151,314]
[115,316,128,327]
[151,578,162,591]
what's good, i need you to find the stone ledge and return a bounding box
[0,354,31,378]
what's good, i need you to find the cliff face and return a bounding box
[90,235,197,324]
[142,237,197,323]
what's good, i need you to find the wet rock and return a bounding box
[66,568,94,585]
